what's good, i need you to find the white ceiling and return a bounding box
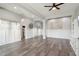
[27,3,79,19]
[0,3,79,22]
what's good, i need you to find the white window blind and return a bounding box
[0,20,21,46]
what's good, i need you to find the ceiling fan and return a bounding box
[44,3,64,11]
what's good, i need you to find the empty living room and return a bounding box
[0,2,79,56]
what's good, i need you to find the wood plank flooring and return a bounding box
[0,37,76,56]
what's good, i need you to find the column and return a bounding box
[43,20,47,39]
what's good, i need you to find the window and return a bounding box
[0,19,21,45]
[47,17,71,30]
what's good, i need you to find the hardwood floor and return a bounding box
[0,37,76,56]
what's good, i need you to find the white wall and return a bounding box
[47,30,71,39]
[70,18,79,56]
[70,7,79,56]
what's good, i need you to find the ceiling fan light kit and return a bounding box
[44,3,64,11]
[52,7,56,10]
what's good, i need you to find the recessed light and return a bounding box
[14,7,17,9]
[21,18,24,22]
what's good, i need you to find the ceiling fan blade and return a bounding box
[49,7,53,11]
[53,3,55,6]
[44,6,52,7]
[56,3,64,6]
[55,6,60,9]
